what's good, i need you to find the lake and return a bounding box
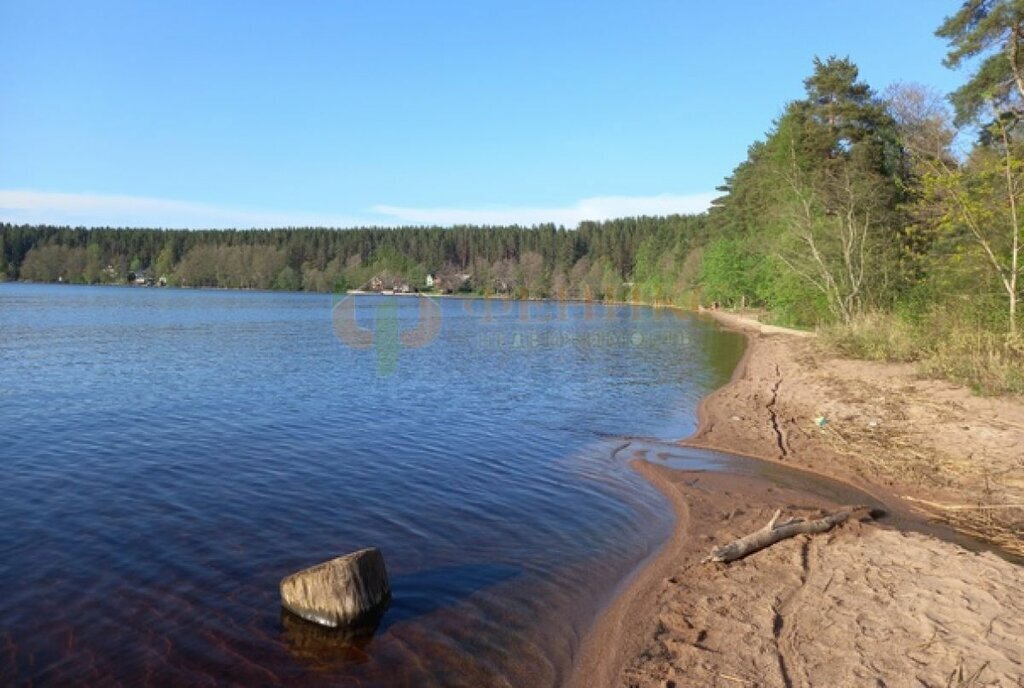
[0,283,745,686]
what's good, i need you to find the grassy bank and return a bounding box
[820,312,1024,396]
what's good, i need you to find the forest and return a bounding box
[2,2,1022,392]
[0,216,705,303]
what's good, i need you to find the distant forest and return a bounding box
[0,216,707,304]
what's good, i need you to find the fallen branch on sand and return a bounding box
[702,507,873,564]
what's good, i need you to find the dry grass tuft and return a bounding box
[820,312,920,363]
[820,312,1024,396]
[818,418,1024,557]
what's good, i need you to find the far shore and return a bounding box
[3,278,697,307]
[570,309,1024,687]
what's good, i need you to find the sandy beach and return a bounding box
[569,311,1024,687]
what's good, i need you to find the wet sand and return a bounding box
[569,311,1024,687]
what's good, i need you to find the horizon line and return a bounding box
[0,189,719,231]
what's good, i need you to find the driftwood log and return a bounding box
[702,506,873,564]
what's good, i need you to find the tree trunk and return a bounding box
[998,118,1020,337]
[1011,287,1018,336]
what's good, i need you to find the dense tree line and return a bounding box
[701,3,1023,344]
[701,55,908,325]
[695,0,1023,392]
[0,216,706,302]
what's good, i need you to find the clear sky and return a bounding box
[0,1,968,229]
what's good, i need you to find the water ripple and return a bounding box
[0,284,745,687]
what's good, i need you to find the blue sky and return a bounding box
[1,1,967,228]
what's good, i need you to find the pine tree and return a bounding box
[937,0,1024,126]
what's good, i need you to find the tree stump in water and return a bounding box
[280,548,391,627]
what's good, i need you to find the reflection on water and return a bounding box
[0,284,745,686]
[281,606,386,669]
[280,562,523,673]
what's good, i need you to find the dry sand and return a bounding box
[687,310,1024,554]
[569,311,1024,687]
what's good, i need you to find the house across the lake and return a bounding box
[367,273,414,294]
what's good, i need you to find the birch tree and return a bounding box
[935,0,1024,334]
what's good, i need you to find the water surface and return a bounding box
[0,284,745,686]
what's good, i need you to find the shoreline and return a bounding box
[687,310,1024,556]
[1,279,694,311]
[569,310,1024,686]
[683,314,912,522]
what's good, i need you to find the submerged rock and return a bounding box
[280,548,391,628]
